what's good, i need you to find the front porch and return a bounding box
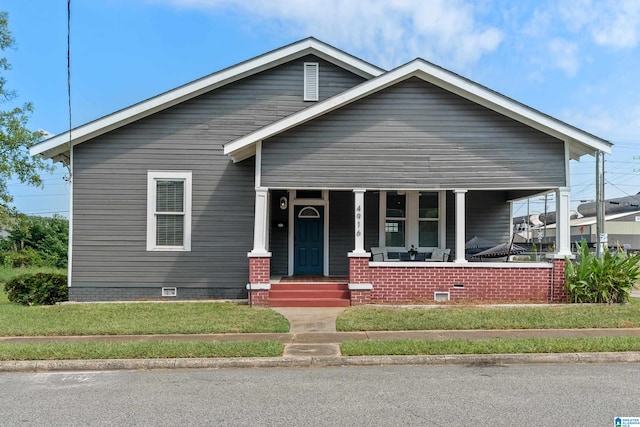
[246,188,572,307]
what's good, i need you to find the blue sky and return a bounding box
[3,0,640,218]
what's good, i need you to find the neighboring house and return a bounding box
[30,38,612,306]
[545,211,640,249]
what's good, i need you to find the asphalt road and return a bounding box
[1,363,639,426]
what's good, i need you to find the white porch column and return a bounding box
[351,189,367,255]
[454,189,468,263]
[555,186,572,256]
[250,187,270,255]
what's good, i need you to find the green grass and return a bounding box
[341,336,640,356]
[0,340,283,360]
[0,301,289,336]
[336,298,640,331]
[0,266,289,335]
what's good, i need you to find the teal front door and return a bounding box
[294,206,324,275]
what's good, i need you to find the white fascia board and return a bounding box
[225,58,611,161]
[30,38,384,160]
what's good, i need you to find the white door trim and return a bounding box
[288,190,329,276]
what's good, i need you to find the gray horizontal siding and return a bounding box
[261,77,566,190]
[446,190,511,252]
[72,56,366,291]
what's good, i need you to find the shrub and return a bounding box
[2,247,43,268]
[565,240,640,304]
[4,272,68,305]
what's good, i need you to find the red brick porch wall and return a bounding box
[353,259,568,304]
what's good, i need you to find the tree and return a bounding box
[1,213,69,268]
[0,11,53,207]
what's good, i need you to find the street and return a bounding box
[1,363,638,426]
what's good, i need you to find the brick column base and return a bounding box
[548,256,570,303]
[249,290,270,307]
[350,289,372,306]
[248,254,271,307]
[349,253,372,306]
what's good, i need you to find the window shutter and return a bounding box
[304,62,319,101]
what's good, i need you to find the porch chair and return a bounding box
[370,247,388,262]
[429,248,451,262]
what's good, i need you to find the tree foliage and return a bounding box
[1,211,68,268]
[0,11,53,205]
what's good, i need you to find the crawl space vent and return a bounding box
[162,287,177,297]
[434,291,450,302]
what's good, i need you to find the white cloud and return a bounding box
[548,38,580,76]
[561,104,640,144]
[156,0,503,69]
[558,0,640,49]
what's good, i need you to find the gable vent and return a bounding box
[304,62,319,101]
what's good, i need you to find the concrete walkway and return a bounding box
[3,304,640,372]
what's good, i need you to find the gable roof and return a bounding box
[30,37,384,163]
[224,59,612,163]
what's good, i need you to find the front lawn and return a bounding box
[336,299,640,331]
[0,266,289,335]
[0,289,289,336]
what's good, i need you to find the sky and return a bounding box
[3,0,640,218]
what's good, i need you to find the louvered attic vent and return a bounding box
[304,62,319,101]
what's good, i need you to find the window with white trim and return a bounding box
[381,191,443,250]
[385,192,406,247]
[418,192,439,247]
[147,171,192,251]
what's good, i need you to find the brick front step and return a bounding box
[269,283,350,307]
[270,290,350,299]
[269,298,351,307]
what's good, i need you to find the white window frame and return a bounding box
[304,62,319,101]
[379,190,445,251]
[147,170,192,251]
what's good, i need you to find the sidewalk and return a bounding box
[2,305,640,372]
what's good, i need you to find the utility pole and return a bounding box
[595,150,606,258]
[543,193,548,245]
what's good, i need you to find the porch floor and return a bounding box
[272,275,349,284]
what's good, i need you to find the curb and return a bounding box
[2,352,640,372]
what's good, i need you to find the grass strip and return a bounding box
[0,340,283,360]
[0,301,289,336]
[336,299,640,331]
[340,336,640,356]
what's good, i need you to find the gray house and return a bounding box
[31,38,612,306]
